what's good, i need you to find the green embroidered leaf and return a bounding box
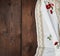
[47,34,52,40]
[52,7,53,10]
[47,37,51,40]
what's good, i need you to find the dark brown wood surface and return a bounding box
[0,0,21,56]
[22,0,37,56]
[0,0,37,56]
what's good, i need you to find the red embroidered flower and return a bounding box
[48,4,51,7]
[54,42,58,45]
[50,10,53,14]
[51,3,54,6]
[46,2,54,14]
[46,5,51,9]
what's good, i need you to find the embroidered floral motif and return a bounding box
[46,2,54,14]
[47,34,52,40]
[47,36,59,48]
[54,42,60,48]
[50,10,53,14]
[54,42,58,45]
[46,4,51,9]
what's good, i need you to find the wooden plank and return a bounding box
[0,0,21,56]
[22,0,37,56]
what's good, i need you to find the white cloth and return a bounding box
[35,0,60,56]
[41,0,59,48]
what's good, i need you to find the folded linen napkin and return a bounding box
[41,0,59,48]
[35,0,60,56]
[41,1,60,56]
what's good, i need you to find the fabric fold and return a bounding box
[35,0,60,56]
[41,0,59,47]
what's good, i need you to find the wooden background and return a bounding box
[22,0,37,56]
[0,0,37,56]
[0,0,21,56]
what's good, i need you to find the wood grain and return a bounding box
[0,0,21,56]
[22,0,37,56]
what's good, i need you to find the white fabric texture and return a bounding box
[35,0,60,56]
